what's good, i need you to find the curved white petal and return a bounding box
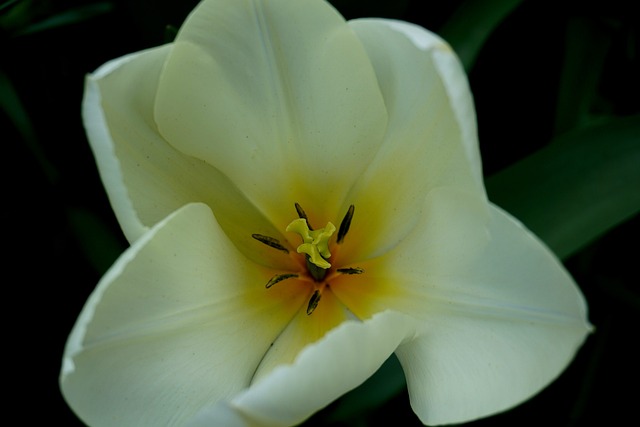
[188,401,262,427]
[338,19,485,262]
[84,45,297,268]
[188,311,416,427]
[387,203,591,425]
[154,0,388,230]
[380,20,483,184]
[61,203,306,427]
[82,47,168,241]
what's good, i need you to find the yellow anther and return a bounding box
[286,218,336,269]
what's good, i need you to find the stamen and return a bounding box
[336,267,364,275]
[251,234,289,254]
[337,205,354,244]
[306,290,321,315]
[265,273,298,289]
[294,202,313,230]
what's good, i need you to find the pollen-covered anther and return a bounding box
[337,205,354,243]
[306,290,322,315]
[265,273,298,289]
[294,202,313,230]
[251,233,289,253]
[336,267,364,275]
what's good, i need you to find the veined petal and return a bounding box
[340,19,485,262]
[154,0,388,230]
[61,203,305,427]
[84,45,296,269]
[188,311,417,427]
[352,198,590,425]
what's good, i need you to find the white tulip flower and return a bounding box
[61,0,591,426]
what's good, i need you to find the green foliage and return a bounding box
[439,0,523,71]
[486,116,640,260]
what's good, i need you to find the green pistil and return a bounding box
[286,218,336,271]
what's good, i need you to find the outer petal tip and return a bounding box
[392,203,590,426]
[367,18,484,186]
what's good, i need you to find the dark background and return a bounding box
[3,0,638,425]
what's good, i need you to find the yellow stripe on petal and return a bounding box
[251,289,349,384]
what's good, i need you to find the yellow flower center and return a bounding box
[252,203,361,315]
[286,218,335,276]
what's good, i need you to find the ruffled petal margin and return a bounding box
[187,311,416,427]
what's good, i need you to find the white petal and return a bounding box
[188,311,416,427]
[154,0,388,230]
[61,203,305,427]
[380,20,483,185]
[84,45,297,268]
[188,401,261,427]
[339,19,485,262]
[330,187,490,319]
[389,204,590,425]
[82,47,169,241]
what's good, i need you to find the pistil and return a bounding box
[253,203,363,315]
[286,218,335,272]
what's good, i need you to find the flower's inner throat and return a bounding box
[251,203,363,315]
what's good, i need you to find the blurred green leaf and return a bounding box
[0,0,31,33]
[0,67,34,141]
[67,207,125,274]
[328,355,405,422]
[486,115,640,259]
[0,68,58,184]
[14,2,113,36]
[164,24,178,43]
[439,0,523,71]
[0,0,21,13]
[555,16,613,134]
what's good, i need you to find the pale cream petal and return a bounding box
[188,311,416,427]
[338,19,485,262]
[188,402,262,427]
[84,46,297,269]
[381,20,483,184]
[384,203,590,425]
[396,314,587,425]
[61,203,306,427]
[154,0,388,231]
[82,48,166,241]
[333,190,589,424]
[330,187,490,319]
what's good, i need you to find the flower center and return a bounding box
[286,218,335,280]
[251,203,362,315]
